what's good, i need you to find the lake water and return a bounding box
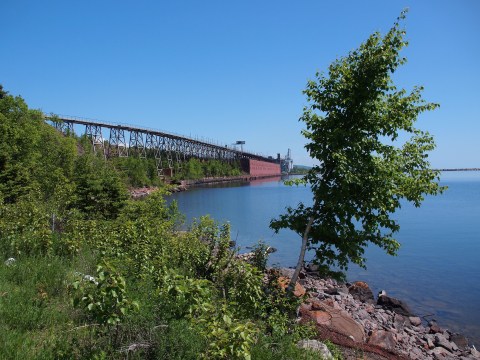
[169,172,480,346]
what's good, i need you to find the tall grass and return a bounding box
[0,254,72,359]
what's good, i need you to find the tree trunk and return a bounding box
[287,213,315,293]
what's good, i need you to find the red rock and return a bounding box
[322,298,337,308]
[310,310,332,325]
[368,330,397,351]
[349,281,374,304]
[309,299,324,311]
[277,276,306,297]
[301,300,365,342]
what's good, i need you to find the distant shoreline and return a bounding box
[436,168,480,172]
[291,169,480,174]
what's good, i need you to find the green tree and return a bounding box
[0,92,76,205]
[0,84,7,99]
[183,158,205,179]
[271,11,445,287]
[73,152,128,219]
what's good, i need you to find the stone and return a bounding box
[321,298,341,310]
[394,314,407,331]
[409,316,422,327]
[450,333,469,350]
[310,299,324,311]
[377,294,414,316]
[310,310,332,325]
[278,276,306,297]
[305,263,319,273]
[296,340,333,359]
[471,347,480,359]
[425,335,436,349]
[301,299,365,342]
[266,246,277,254]
[324,285,348,296]
[413,325,427,334]
[374,312,388,324]
[356,309,370,321]
[367,329,397,351]
[409,347,424,360]
[405,327,417,336]
[429,346,453,359]
[430,324,443,334]
[348,281,375,304]
[435,333,454,352]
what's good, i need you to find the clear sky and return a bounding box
[1,0,479,167]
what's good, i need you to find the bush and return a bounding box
[72,262,139,327]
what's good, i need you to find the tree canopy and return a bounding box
[271,11,445,283]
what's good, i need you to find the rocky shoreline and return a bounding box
[130,187,479,359]
[278,266,479,359]
[129,185,187,199]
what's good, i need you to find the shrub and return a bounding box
[72,262,138,327]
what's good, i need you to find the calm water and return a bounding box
[169,172,480,345]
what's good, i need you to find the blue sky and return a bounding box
[1,0,479,167]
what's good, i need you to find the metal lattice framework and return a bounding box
[45,114,278,177]
[85,124,105,158]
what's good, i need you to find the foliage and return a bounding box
[0,196,53,256]
[0,94,77,204]
[221,260,264,318]
[150,319,207,359]
[324,340,344,360]
[251,333,320,360]
[178,158,243,180]
[184,158,205,179]
[0,255,73,360]
[259,271,307,338]
[250,239,271,272]
[194,302,259,360]
[0,84,7,99]
[72,152,128,219]
[271,11,445,283]
[111,156,163,187]
[291,165,311,175]
[0,85,335,359]
[156,269,214,319]
[72,262,138,327]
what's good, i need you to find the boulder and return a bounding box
[348,281,375,304]
[367,329,397,351]
[297,340,333,359]
[321,297,342,310]
[427,337,435,349]
[277,276,306,297]
[300,299,365,342]
[471,347,480,359]
[377,293,414,316]
[429,346,452,359]
[393,314,407,331]
[409,347,424,360]
[449,333,469,350]
[434,333,455,352]
[429,324,443,334]
[409,316,422,327]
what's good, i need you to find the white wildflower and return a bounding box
[83,275,98,285]
[4,258,16,266]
